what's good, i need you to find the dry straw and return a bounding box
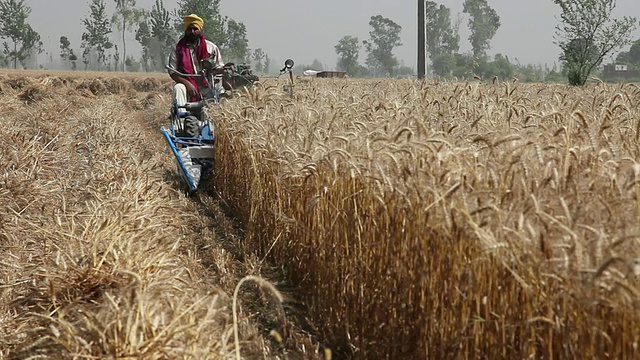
[0,71,309,359]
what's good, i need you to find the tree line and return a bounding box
[334,1,512,80]
[0,0,267,73]
[0,0,638,85]
[333,0,638,85]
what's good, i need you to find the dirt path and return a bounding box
[141,94,327,359]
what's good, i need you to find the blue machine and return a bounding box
[160,101,215,193]
[161,60,260,193]
[161,64,220,193]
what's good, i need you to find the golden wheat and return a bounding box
[214,77,640,359]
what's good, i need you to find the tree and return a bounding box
[615,38,640,67]
[112,45,120,71]
[462,0,500,58]
[263,54,271,74]
[425,3,459,56]
[174,0,227,46]
[396,60,415,77]
[310,59,324,70]
[224,19,249,63]
[363,15,402,77]
[424,2,460,76]
[486,53,514,80]
[81,0,113,70]
[629,39,640,65]
[135,21,152,71]
[561,37,602,82]
[554,0,638,85]
[293,59,324,73]
[451,53,475,78]
[59,36,78,70]
[112,0,145,72]
[0,0,42,69]
[431,53,457,77]
[137,0,176,71]
[15,26,41,68]
[124,55,140,72]
[335,35,361,76]
[252,48,264,72]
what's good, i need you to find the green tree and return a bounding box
[615,50,630,64]
[358,65,371,77]
[59,36,78,70]
[174,0,227,46]
[615,38,640,67]
[628,39,640,65]
[431,53,457,77]
[17,26,41,68]
[514,62,543,82]
[263,54,271,74]
[310,59,323,70]
[462,0,500,58]
[252,48,264,72]
[424,2,460,77]
[112,44,120,71]
[224,19,249,63]
[363,15,402,77]
[81,0,113,70]
[135,21,152,71]
[451,52,475,79]
[138,0,176,71]
[335,35,361,76]
[0,0,42,69]
[293,59,324,73]
[396,62,415,77]
[125,55,141,72]
[554,0,638,85]
[485,53,514,80]
[561,37,602,83]
[425,3,459,55]
[112,0,145,71]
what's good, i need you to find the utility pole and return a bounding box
[418,0,425,78]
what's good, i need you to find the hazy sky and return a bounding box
[24,0,640,70]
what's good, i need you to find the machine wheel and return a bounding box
[183,115,200,137]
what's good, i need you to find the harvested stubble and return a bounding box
[214,77,640,359]
[0,72,293,359]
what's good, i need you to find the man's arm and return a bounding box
[168,49,198,98]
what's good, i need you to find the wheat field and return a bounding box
[215,76,640,359]
[0,70,321,359]
[1,69,639,359]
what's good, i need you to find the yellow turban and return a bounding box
[184,14,204,31]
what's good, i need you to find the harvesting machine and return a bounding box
[161,60,259,193]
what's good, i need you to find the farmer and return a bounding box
[168,13,225,108]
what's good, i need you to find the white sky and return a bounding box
[23,0,640,70]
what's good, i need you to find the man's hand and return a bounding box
[184,80,198,99]
[170,72,200,99]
